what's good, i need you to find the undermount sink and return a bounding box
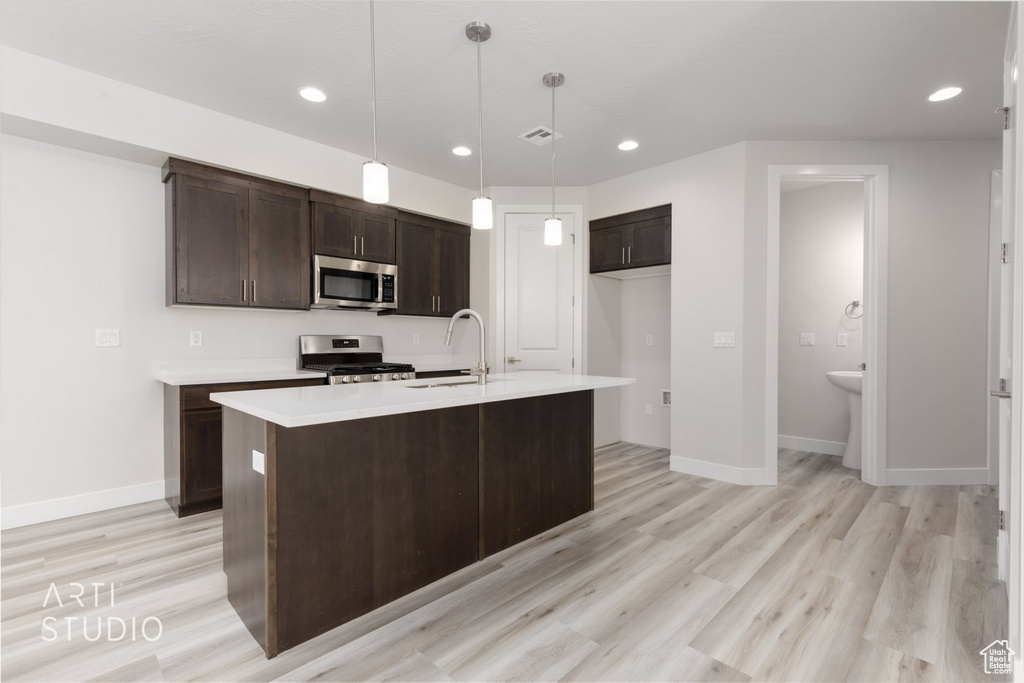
[826,370,863,469]
[825,370,863,395]
[406,378,508,389]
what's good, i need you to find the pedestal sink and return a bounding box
[826,370,863,469]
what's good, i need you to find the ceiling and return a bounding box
[0,1,1011,189]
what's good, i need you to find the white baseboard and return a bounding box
[884,467,990,486]
[670,455,771,485]
[1,480,166,530]
[778,435,846,457]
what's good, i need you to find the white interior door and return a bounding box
[503,212,575,373]
[1001,18,1022,662]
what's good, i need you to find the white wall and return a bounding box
[0,48,485,520]
[588,140,997,484]
[778,182,864,452]
[589,143,748,475]
[0,137,479,517]
[620,276,671,448]
[744,142,998,479]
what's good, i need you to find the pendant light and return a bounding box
[466,21,492,230]
[363,1,388,204]
[543,72,564,246]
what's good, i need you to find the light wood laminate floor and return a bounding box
[1,445,1008,682]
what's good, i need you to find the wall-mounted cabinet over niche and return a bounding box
[311,189,396,264]
[163,158,311,310]
[589,204,671,275]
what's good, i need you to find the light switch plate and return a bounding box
[645,334,653,346]
[95,329,120,347]
[837,332,848,347]
[252,449,265,475]
[645,403,653,415]
[713,332,735,348]
[799,333,815,346]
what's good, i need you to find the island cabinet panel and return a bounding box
[267,405,479,654]
[478,390,594,557]
[223,409,271,653]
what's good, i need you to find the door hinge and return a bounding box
[1000,378,1009,393]
[572,295,575,306]
[1002,242,1010,264]
[571,233,576,245]
[1000,509,1006,531]
[999,106,1012,131]
[572,357,575,369]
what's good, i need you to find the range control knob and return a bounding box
[392,373,401,380]
[353,376,362,383]
[341,376,352,384]
[372,374,382,382]
[401,373,411,380]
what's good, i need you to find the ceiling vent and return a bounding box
[519,125,562,147]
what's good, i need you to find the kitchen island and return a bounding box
[212,372,633,657]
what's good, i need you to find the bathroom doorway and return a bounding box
[777,180,865,469]
[766,165,890,486]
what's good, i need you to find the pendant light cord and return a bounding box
[477,38,484,196]
[550,79,556,218]
[370,1,378,163]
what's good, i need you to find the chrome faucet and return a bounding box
[444,308,488,385]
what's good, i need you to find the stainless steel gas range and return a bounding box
[299,335,416,385]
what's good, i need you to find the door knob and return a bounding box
[507,356,522,364]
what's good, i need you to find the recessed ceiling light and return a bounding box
[452,146,472,156]
[928,86,962,102]
[299,87,327,103]
[618,140,639,151]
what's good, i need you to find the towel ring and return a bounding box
[845,301,863,320]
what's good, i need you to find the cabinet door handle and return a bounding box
[628,246,632,264]
[361,236,365,255]
[431,295,435,312]
[252,280,256,303]
[353,235,358,254]
[437,296,441,312]
[242,278,247,302]
[622,247,625,264]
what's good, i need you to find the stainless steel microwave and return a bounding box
[312,255,397,311]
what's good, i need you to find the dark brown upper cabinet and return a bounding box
[310,189,397,264]
[163,158,311,309]
[393,214,470,317]
[589,204,671,274]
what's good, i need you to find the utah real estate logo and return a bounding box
[980,639,1014,676]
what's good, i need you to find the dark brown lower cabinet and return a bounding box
[164,378,324,517]
[478,391,594,557]
[222,389,595,658]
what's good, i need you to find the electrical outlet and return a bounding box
[95,329,120,347]
[799,333,815,346]
[837,332,848,347]
[713,332,735,348]
[190,331,202,347]
[645,334,653,346]
[252,449,265,475]
[661,389,671,406]
[412,334,420,346]
[645,403,653,415]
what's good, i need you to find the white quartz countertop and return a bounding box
[155,359,325,386]
[211,372,634,428]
